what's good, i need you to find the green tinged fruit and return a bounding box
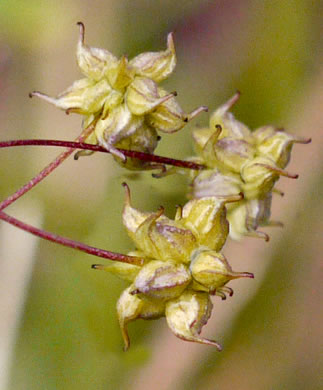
[129,32,176,82]
[117,287,165,351]
[190,250,253,294]
[131,260,191,301]
[30,22,207,170]
[181,195,240,251]
[76,22,118,82]
[209,92,254,143]
[122,185,197,264]
[22,21,310,355]
[227,195,272,241]
[91,262,141,282]
[254,126,311,168]
[103,183,253,349]
[125,77,175,115]
[96,183,253,349]
[165,290,222,349]
[189,93,307,240]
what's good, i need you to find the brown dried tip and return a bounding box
[222,192,244,204]
[240,272,254,279]
[187,105,209,121]
[76,21,85,44]
[156,205,165,218]
[29,91,43,99]
[129,289,140,296]
[175,334,223,350]
[65,107,78,115]
[257,164,299,179]
[122,329,131,352]
[223,286,234,296]
[222,90,241,111]
[217,291,227,300]
[91,264,105,270]
[175,204,183,220]
[266,220,284,228]
[199,338,223,351]
[230,271,255,280]
[122,182,131,202]
[294,136,312,144]
[215,124,223,137]
[246,230,270,242]
[216,286,234,297]
[273,188,285,197]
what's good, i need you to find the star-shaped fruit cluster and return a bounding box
[94,183,253,350]
[19,23,310,353]
[190,92,310,240]
[30,23,206,169]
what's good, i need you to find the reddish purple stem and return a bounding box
[0,135,203,266]
[0,139,205,171]
[0,127,96,211]
[0,210,143,266]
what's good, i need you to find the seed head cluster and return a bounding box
[30,22,206,169]
[30,24,310,350]
[95,183,252,350]
[190,92,310,240]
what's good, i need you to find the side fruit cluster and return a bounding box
[190,92,310,240]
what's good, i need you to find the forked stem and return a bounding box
[0,210,144,266]
[0,124,96,211]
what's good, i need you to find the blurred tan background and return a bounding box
[0,1,322,389]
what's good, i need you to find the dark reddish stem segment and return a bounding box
[0,210,143,266]
[0,126,96,211]
[0,139,206,171]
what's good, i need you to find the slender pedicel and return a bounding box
[0,210,144,266]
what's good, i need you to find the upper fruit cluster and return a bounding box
[30,23,206,169]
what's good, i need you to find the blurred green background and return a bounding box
[0,1,322,389]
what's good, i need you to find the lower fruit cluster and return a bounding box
[94,183,253,350]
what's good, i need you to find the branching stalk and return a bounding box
[0,125,96,211]
[0,139,205,171]
[0,210,143,266]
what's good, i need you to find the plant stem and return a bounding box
[0,139,205,171]
[0,126,95,211]
[0,210,143,266]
